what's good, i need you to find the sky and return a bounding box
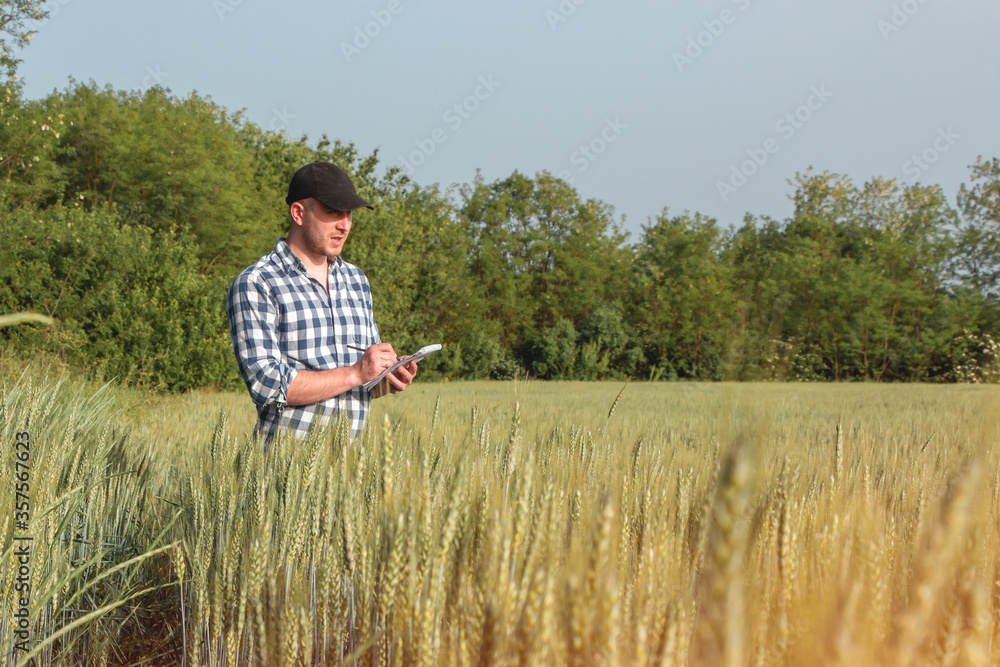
[13,0,1000,239]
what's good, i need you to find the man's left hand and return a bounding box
[375,360,418,397]
[388,359,418,393]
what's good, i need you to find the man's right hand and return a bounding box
[355,343,398,385]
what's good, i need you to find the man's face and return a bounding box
[298,198,352,259]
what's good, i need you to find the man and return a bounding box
[226,161,417,443]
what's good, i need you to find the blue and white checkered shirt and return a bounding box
[226,238,380,442]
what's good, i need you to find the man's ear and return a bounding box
[289,200,307,227]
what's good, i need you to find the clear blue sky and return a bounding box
[15,0,1000,238]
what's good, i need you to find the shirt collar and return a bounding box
[274,237,342,276]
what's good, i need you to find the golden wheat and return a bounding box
[4,370,1000,665]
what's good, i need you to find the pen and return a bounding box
[346,345,366,352]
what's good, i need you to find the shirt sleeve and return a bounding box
[226,273,299,411]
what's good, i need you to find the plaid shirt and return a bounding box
[226,238,380,442]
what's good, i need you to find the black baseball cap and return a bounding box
[285,162,374,211]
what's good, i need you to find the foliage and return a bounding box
[38,84,279,275]
[576,303,640,379]
[955,156,1000,299]
[0,0,46,81]
[629,210,736,380]
[1,65,1000,387]
[459,170,630,378]
[532,317,578,378]
[0,204,238,389]
[343,182,488,380]
[725,172,968,381]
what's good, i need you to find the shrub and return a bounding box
[0,204,240,390]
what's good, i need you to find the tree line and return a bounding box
[2,21,999,388]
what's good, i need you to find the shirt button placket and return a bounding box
[328,263,338,363]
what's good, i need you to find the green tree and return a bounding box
[955,156,1000,298]
[724,214,793,379]
[533,317,578,378]
[0,204,237,389]
[576,302,639,379]
[343,182,489,379]
[36,84,275,274]
[0,0,46,81]
[0,0,63,212]
[629,210,736,380]
[745,172,957,380]
[459,170,629,374]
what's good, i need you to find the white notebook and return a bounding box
[363,344,442,391]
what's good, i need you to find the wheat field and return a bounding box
[1,367,999,665]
